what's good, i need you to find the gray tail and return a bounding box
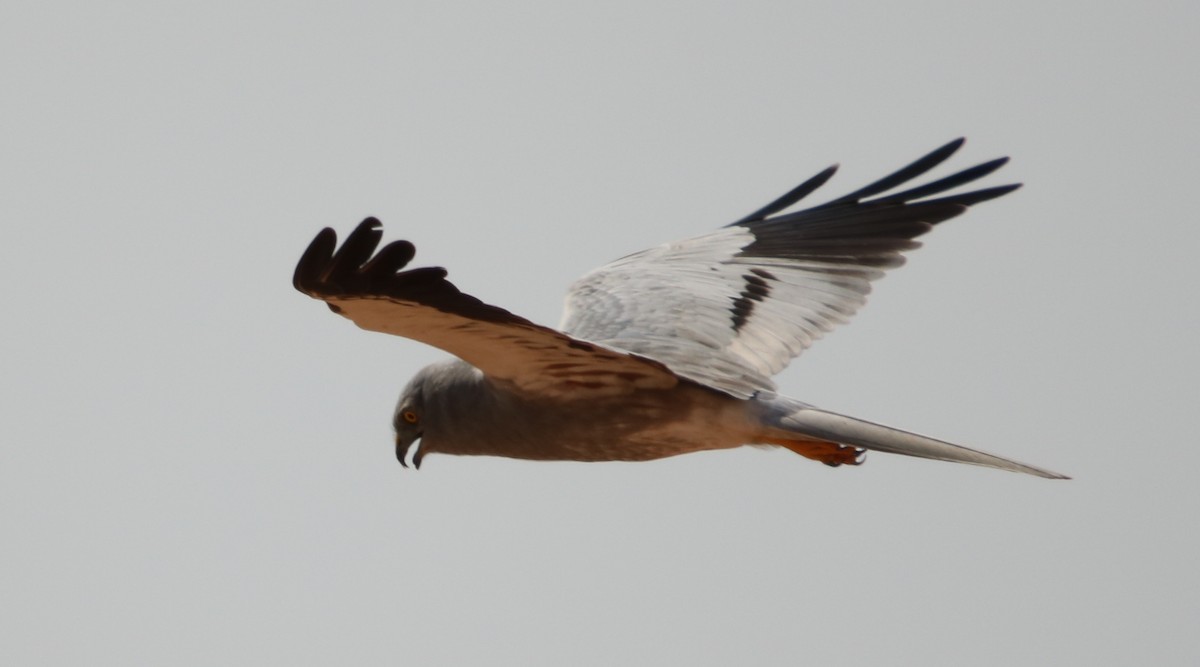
[772,403,1069,479]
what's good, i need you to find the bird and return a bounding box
[293,138,1067,479]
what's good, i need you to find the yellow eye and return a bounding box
[402,411,419,424]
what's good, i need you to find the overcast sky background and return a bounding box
[3,2,1197,665]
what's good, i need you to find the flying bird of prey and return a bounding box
[294,139,1067,478]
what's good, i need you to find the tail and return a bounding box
[763,399,1069,479]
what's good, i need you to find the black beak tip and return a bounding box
[396,436,423,470]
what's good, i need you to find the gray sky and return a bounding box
[3,2,1197,665]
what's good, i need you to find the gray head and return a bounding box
[393,358,483,468]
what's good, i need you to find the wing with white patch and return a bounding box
[560,139,1019,398]
[294,219,678,399]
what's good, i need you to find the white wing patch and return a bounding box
[561,226,888,398]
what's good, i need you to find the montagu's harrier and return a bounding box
[294,139,1067,478]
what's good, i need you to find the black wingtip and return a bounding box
[730,139,999,227]
[820,138,968,207]
[293,227,338,293]
[294,219,393,297]
[362,238,417,277]
[869,156,1014,206]
[928,183,1022,207]
[932,137,966,158]
[731,163,840,226]
[294,217,534,327]
[323,218,385,287]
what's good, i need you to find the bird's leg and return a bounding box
[763,436,865,467]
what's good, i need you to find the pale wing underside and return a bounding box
[561,226,873,397]
[294,220,678,399]
[561,139,1019,398]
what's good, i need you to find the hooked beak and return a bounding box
[396,433,424,469]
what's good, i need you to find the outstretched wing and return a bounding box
[561,139,1019,398]
[294,219,678,398]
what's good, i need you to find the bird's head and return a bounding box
[393,359,488,469]
[393,359,473,468]
[393,374,427,469]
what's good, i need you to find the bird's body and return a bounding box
[295,139,1068,479]
[399,359,763,464]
